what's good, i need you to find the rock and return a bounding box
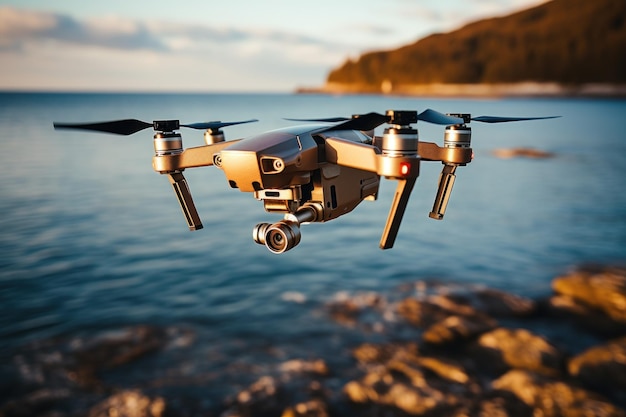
[279,359,329,376]
[568,336,626,404]
[344,342,475,415]
[492,147,555,159]
[222,376,285,417]
[552,265,626,323]
[326,291,385,326]
[492,369,626,417]
[397,298,453,328]
[87,390,166,417]
[472,328,565,377]
[281,399,329,417]
[449,391,533,417]
[344,374,449,416]
[69,326,168,388]
[352,342,416,366]
[435,288,536,317]
[423,314,498,345]
[544,295,626,337]
[352,342,470,384]
[0,388,74,417]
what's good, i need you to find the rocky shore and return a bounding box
[2,265,625,417]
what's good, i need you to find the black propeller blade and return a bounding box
[285,117,350,123]
[181,119,258,130]
[328,112,391,131]
[470,115,560,123]
[53,119,154,136]
[417,109,464,125]
[54,118,258,136]
[287,108,465,130]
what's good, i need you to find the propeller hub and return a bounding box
[153,120,180,132]
[386,110,417,127]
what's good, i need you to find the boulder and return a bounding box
[492,148,555,159]
[422,314,497,345]
[397,298,453,328]
[344,370,450,416]
[472,328,565,377]
[493,369,626,417]
[344,342,475,415]
[552,266,626,323]
[222,376,285,417]
[568,336,626,404]
[435,288,536,317]
[544,295,626,337]
[281,399,329,417]
[87,390,166,417]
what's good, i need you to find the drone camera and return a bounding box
[253,220,301,254]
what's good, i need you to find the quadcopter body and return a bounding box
[54,110,557,253]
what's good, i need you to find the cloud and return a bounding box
[0,6,166,51]
[0,6,350,91]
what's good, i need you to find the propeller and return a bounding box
[53,118,258,136]
[469,115,560,123]
[287,110,560,129]
[286,108,464,129]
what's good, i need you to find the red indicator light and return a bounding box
[400,162,411,176]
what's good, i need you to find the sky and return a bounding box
[0,0,548,92]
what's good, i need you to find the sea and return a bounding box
[0,92,625,408]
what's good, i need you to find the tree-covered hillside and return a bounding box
[326,0,626,91]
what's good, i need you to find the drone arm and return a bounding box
[324,137,420,178]
[152,140,241,172]
[417,141,472,164]
[324,137,380,172]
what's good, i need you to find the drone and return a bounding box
[54,110,558,253]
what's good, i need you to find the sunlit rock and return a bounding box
[222,376,285,417]
[422,314,498,345]
[433,287,536,317]
[493,369,626,417]
[545,294,626,336]
[87,390,165,417]
[281,399,329,417]
[279,359,329,376]
[491,148,555,159]
[472,328,565,377]
[397,298,455,328]
[569,336,626,404]
[553,265,626,323]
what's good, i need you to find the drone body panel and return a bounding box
[219,127,320,192]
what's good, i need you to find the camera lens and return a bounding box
[264,221,301,254]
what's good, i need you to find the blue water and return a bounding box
[0,92,625,388]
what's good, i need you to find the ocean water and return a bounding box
[0,92,625,402]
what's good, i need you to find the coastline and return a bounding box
[297,82,626,98]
